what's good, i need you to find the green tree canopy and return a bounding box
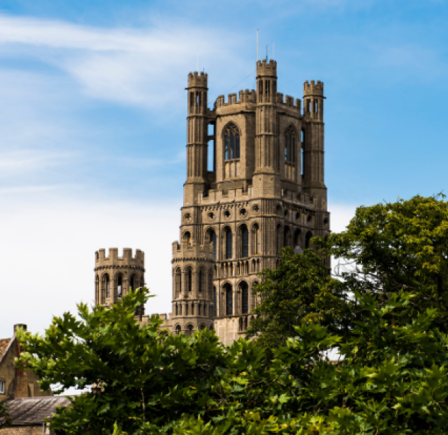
[15,194,448,434]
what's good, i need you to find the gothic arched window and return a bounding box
[175,325,181,335]
[130,274,136,291]
[186,267,193,292]
[284,226,291,248]
[117,274,123,299]
[301,129,305,175]
[224,124,240,160]
[175,268,182,296]
[198,269,206,293]
[213,286,217,317]
[305,231,313,249]
[183,231,191,245]
[241,225,249,258]
[252,223,260,254]
[225,228,233,259]
[225,284,233,315]
[241,282,249,314]
[285,126,296,163]
[207,229,217,260]
[294,229,302,253]
[95,275,99,304]
[103,274,110,299]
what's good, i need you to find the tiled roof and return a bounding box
[0,396,70,427]
[0,338,12,359]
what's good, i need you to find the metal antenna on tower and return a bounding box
[266,44,269,61]
[197,53,199,71]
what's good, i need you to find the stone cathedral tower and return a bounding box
[170,59,331,344]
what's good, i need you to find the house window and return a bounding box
[213,286,217,317]
[224,124,240,160]
[0,381,5,394]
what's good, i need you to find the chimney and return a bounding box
[14,324,27,334]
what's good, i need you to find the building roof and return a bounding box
[0,338,11,357]
[0,337,15,364]
[0,396,70,427]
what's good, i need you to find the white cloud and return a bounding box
[0,14,250,109]
[0,150,78,178]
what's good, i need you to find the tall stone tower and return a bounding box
[171,59,331,344]
[94,248,146,317]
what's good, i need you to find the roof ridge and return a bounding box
[0,335,16,365]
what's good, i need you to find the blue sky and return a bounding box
[1,0,448,337]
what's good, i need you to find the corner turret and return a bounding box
[303,80,324,121]
[184,71,209,206]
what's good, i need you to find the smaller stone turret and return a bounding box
[94,248,145,316]
[171,239,214,335]
[303,80,324,121]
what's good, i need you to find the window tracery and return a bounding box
[224,123,240,160]
[284,126,296,163]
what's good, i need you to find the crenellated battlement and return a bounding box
[304,80,324,96]
[188,71,208,89]
[95,248,145,268]
[215,89,256,108]
[172,241,213,261]
[277,93,301,111]
[256,59,277,77]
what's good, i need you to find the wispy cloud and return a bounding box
[0,149,78,177]
[0,14,250,108]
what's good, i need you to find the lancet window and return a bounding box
[175,268,182,296]
[186,267,193,292]
[225,284,233,315]
[225,228,233,259]
[241,282,249,314]
[104,274,110,299]
[95,275,99,304]
[284,126,296,163]
[117,275,123,299]
[241,225,249,258]
[207,229,217,260]
[224,124,240,160]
